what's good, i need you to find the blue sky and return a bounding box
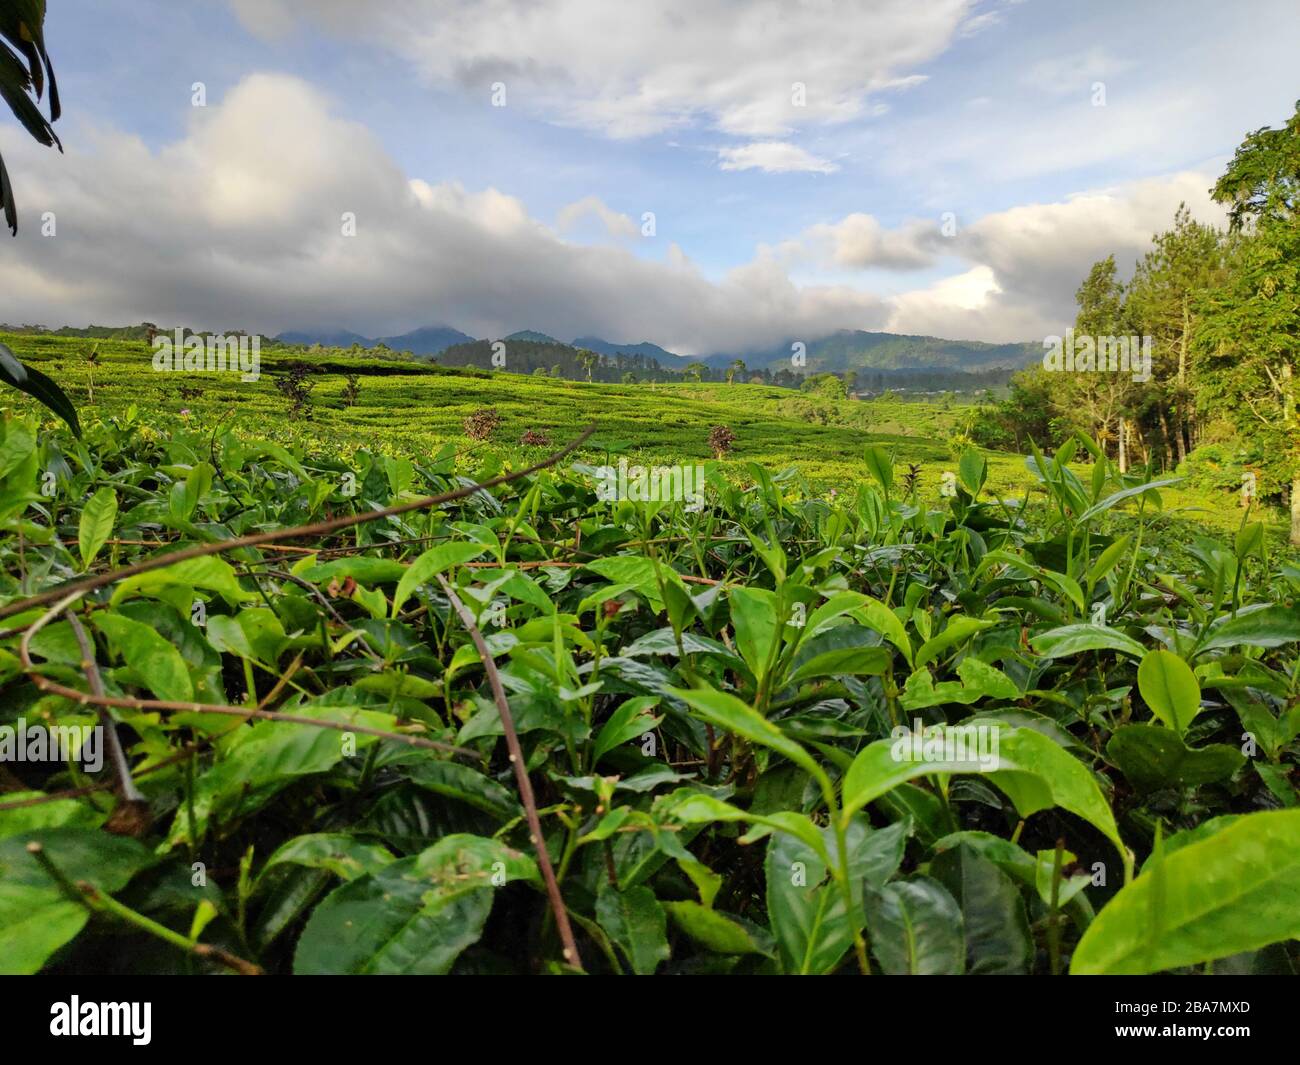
[5,0,1299,353]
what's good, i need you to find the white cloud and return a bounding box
[884,170,1228,340]
[800,213,938,269]
[229,0,971,139]
[1,75,890,355]
[717,142,839,175]
[555,196,639,239]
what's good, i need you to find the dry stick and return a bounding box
[256,649,305,711]
[19,591,482,762]
[106,538,315,555]
[436,573,582,971]
[65,612,145,804]
[0,425,597,624]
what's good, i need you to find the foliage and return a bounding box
[0,5,80,434]
[1,405,1297,975]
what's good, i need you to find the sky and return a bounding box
[1,0,1298,355]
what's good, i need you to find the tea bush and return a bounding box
[0,409,1297,975]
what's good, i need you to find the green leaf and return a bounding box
[764,816,900,974]
[93,612,194,702]
[1032,623,1146,659]
[863,876,965,975]
[0,416,35,479]
[863,445,893,494]
[1075,477,1183,523]
[1137,649,1202,734]
[728,587,779,682]
[0,792,102,840]
[931,842,1032,974]
[0,828,153,974]
[77,486,116,571]
[294,835,535,975]
[406,760,520,819]
[391,542,488,617]
[592,696,662,764]
[1106,725,1245,791]
[659,790,829,863]
[0,342,80,436]
[914,616,994,668]
[163,702,397,851]
[1200,604,1300,652]
[667,685,823,781]
[1071,810,1300,974]
[300,557,408,584]
[664,901,773,956]
[585,555,683,612]
[259,833,396,883]
[112,555,254,607]
[596,883,669,974]
[842,726,1124,862]
[853,598,913,665]
[1087,534,1133,586]
[976,550,1085,615]
[958,450,987,496]
[787,645,891,685]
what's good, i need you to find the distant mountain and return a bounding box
[272,322,1038,374]
[376,325,475,355]
[705,330,1039,373]
[276,324,473,356]
[573,336,682,361]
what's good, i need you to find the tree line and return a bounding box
[974,102,1300,544]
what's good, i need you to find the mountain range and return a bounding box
[273,324,1039,373]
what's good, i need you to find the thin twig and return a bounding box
[437,573,582,971]
[19,590,482,761]
[65,611,145,803]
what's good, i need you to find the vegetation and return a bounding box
[1,9,1297,980]
[974,102,1300,544]
[0,399,1297,975]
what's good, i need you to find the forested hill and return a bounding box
[704,329,1041,373]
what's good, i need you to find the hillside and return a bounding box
[706,329,1041,373]
[0,330,1281,541]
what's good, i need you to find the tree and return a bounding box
[800,372,846,400]
[1063,255,1139,470]
[578,349,598,382]
[726,358,746,385]
[684,362,706,383]
[1126,207,1225,466]
[1195,100,1300,543]
[622,371,636,384]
